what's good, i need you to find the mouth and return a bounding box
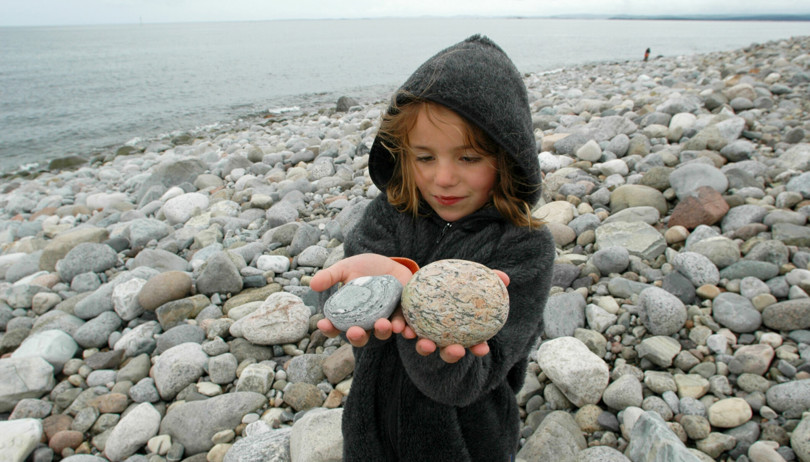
[434,195,463,206]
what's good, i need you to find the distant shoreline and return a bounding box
[2,14,810,28]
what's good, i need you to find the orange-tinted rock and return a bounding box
[43,414,74,440]
[30,206,58,221]
[49,430,84,454]
[669,186,730,230]
[90,392,129,414]
[137,271,193,311]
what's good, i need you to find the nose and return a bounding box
[434,159,457,187]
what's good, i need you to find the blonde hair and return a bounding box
[377,98,542,229]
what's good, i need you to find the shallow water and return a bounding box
[1,17,808,173]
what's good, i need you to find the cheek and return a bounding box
[474,169,497,195]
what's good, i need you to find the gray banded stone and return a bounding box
[324,275,403,331]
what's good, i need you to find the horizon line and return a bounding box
[2,12,810,28]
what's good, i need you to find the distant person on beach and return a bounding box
[644,47,651,61]
[310,35,555,460]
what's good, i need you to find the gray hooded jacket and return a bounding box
[342,35,555,461]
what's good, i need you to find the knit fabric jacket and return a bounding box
[342,35,555,461]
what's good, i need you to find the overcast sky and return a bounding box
[2,0,810,27]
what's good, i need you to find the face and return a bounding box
[408,105,497,222]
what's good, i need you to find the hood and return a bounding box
[368,34,541,206]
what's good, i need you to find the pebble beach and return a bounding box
[2,34,810,462]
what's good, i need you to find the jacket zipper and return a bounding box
[435,222,453,244]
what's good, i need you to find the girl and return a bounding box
[310,35,555,461]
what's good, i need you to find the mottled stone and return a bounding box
[401,260,509,347]
[323,275,402,331]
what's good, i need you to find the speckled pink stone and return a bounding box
[401,259,509,347]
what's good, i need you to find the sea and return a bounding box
[1,17,809,175]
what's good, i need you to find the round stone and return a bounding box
[323,275,403,331]
[401,259,509,347]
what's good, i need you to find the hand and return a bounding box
[412,270,510,364]
[312,254,417,347]
[310,253,415,290]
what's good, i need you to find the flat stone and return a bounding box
[401,259,509,347]
[323,275,402,331]
[712,292,762,333]
[595,221,667,261]
[610,185,668,215]
[636,336,681,368]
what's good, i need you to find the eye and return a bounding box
[414,153,434,163]
[460,155,484,164]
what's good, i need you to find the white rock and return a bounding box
[599,159,629,176]
[533,200,576,225]
[161,192,210,225]
[535,337,609,407]
[105,403,162,461]
[113,321,161,356]
[256,255,291,273]
[11,329,79,372]
[538,152,561,173]
[576,139,602,162]
[230,292,310,345]
[112,277,147,321]
[748,440,785,462]
[289,408,344,461]
[708,397,753,428]
[0,418,43,462]
[0,357,55,412]
[86,192,130,210]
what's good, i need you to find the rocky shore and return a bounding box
[2,35,810,462]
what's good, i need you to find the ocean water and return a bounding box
[1,18,809,174]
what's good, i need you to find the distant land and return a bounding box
[547,14,810,21]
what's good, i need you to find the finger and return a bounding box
[373,318,393,341]
[493,270,510,287]
[469,342,490,357]
[310,267,340,292]
[390,308,407,334]
[439,344,466,363]
[346,326,370,347]
[415,338,436,356]
[316,318,340,338]
[400,325,417,340]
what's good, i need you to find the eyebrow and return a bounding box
[409,144,477,153]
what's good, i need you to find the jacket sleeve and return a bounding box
[396,224,556,407]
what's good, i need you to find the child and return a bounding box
[310,35,555,461]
